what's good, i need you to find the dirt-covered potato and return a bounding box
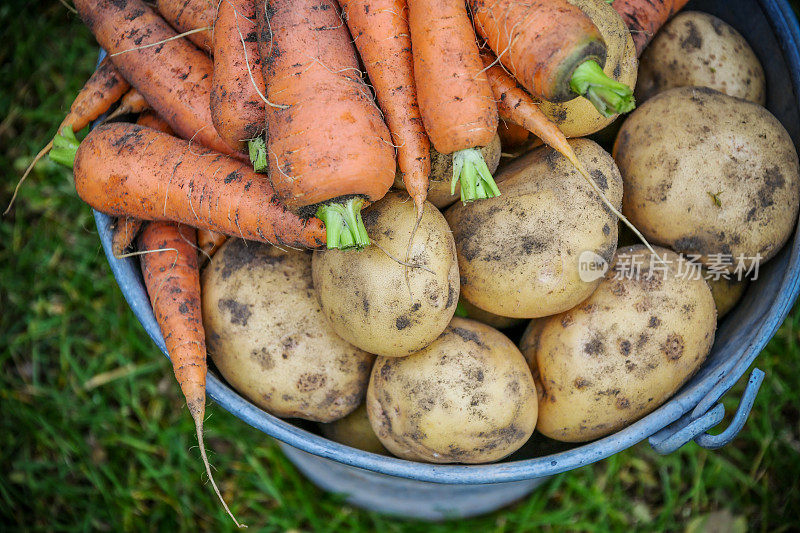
[636,12,766,105]
[313,192,459,358]
[202,239,374,423]
[319,403,388,455]
[538,0,637,137]
[367,318,538,463]
[446,138,622,318]
[615,87,800,268]
[459,298,524,330]
[707,275,747,318]
[521,246,717,442]
[394,134,501,209]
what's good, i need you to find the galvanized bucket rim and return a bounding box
[94,0,800,485]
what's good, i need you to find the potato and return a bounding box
[538,0,637,137]
[521,246,717,442]
[367,318,538,463]
[446,138,622,318]
[459,298,524,330]
[707,275,747,318]
[636,12,766,105]
[615,87,800,268]
[313,192,459,358]
[393,134,501,209]
[202,239,374,423]
[319,403,388,455]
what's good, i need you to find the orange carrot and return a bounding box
[138,221,242,527]
[112,217,144,256]
[106,88,150,121]
[210,0,265,153]
[198,229,227,264]
[469,0,634,115]
[68,122,325,248]
[498,122,534,152]
[111,112,176,256]
[252,0,395,249]
[408,0,499,203]
[611,0,691,56]
[339,0,431,215]
[6,57,130,214]
[156,0,215,53]
[481,52,659,260]
[74,0,244,159]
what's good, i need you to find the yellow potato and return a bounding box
[538,0,638,137]
[636,12,766,105]
[313,192,459,358]
[319,403,388,455]
[521,246,717,442]
[615,87,800,268]
[707,275,747,318]
[459,297,524,330]
[446,139,622,318]
[202,239,374,423]
[367,318,538,463]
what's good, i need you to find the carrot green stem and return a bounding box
[50,127,80,169]
[451,148,501,203]
[454,300,469,318]
[570,60,635,117]
[315,197,370,250]
[248,137,268,172]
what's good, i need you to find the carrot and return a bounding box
[156,0,215,53]
[198,229,227,265]
[106,88,150,121]
[66,122,325,248]
[339,0,431,215]
[481,52,661,261]
[111,112,177,256]
[74,0,244,159]
[138,221,243,527]
[611,0,691,56]
[407,0,499,203]
[498,122,534,152]
[251,0,395,249]
[210,0,266,153]
[468,0,635,116]
[112,217,144,256]
[6,57,130,215]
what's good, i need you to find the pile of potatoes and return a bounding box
[200,7,799,464]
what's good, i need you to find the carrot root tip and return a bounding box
[452,148,501,203]
[315,197,370,250]
[570,60,636,118]
[248,137,268,173]
[50,127,80,169]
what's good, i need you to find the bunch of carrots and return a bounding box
[9,0,689,525]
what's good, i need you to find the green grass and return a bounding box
[2,1,800,531]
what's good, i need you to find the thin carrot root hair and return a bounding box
[109,26,213,57]
[5,139,54,215]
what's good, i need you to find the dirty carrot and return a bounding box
[138,221,242,528]
[74,0,244,159]
[156,0,215,53]
[481,52,661,260]
[198,229,227,265]
[111,112,176,256]
[250,0,395,249]
[6,57,129,215]
[407,0,499,203]
[68,122,325,248]
[339,0,431,215]
[106,88,150,121]
[210,0,266,153]
[611,0,691,55]
[469,0,635,116]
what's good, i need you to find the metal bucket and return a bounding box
[93,0,800,520]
